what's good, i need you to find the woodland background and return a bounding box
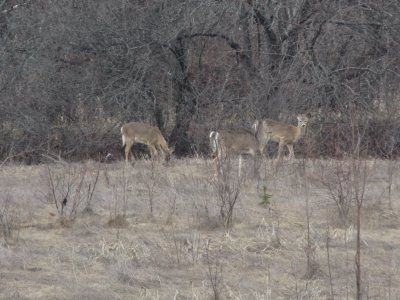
[1,0,400,162]
[2,2,400,299]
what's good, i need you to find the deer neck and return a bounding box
[295,125,306,141]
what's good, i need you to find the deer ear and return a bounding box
[306,112,312,118]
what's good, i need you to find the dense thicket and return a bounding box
[1,0,400,163]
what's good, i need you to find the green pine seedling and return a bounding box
[259,186,272,206]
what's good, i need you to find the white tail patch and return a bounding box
[121,127,126,146]
[209,131,219,153]
[251,121,258,134]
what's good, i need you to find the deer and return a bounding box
[209,128,259,177]
[121,122,172,163]
[252,114,309,162]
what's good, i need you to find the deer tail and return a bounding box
[121,127,126,146]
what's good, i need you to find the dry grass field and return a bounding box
[0,157,400,299]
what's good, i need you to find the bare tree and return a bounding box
[0,0,400,161]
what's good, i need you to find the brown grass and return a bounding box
[0,158,399,299]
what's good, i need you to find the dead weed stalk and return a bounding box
[0,195,21,246]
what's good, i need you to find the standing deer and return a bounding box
[121,122,172,162]
[209,128,259,177]
[209,128,259,159]
[252,114,309,161]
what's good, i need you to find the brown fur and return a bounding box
[209,128,259,159]
[253,114,308,160]
[121,122,172,162]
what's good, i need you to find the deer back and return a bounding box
[122,122,165,145]
[213,128,258,155]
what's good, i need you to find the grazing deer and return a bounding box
[121,122,172,162]
[209,128,259,177]
[252,114,309,161]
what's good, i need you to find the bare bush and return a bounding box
[255,216,281,250]
[82,162,101,214]
[205,251,223,300]
[298,225,321,280]
[352,156,368,300]
[110,255,137,286]
[212,156,246,228]
[325,226,334,298]
[178,168,218,230]
[136,160,159,220]
[293,280,325,299]
[43,162,99,225]
[105,166,129,228]
[303,177,320,279]
[0,195,21,246]
[386,159,399,210]
[317,160,354,225]
[163,227,204,266]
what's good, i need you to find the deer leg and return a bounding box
[158,142,171,161]
[148,145,158,160]
[125,141,133,162]
[258,144,266,160]
[263,136,270,159]
[216,147,223,161]
[277,141,284,162]
[253,152,260,179]
[155,144,162,159]
[287,144,295,159]
[273,141,285,172]
[262,137,270,160]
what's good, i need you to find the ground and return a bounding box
[0,158,399,299]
